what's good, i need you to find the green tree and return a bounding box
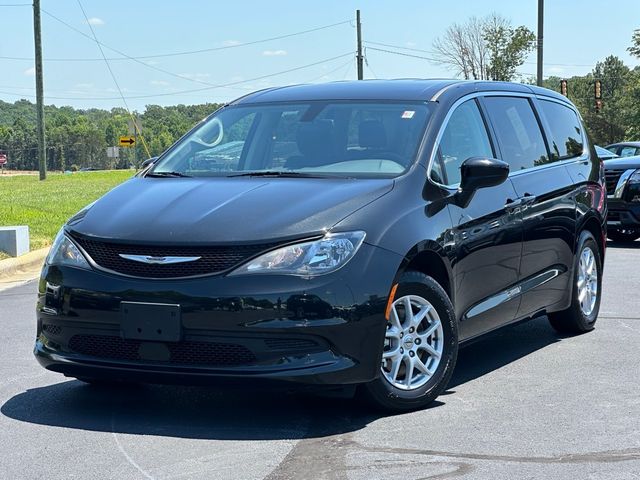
[628,29,640,58]
[483,15,536,81]
[432,13,535,81]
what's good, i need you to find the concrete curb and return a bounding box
[0,247,49,281]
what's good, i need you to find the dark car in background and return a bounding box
[606,141,640,158]
[35,79,606,411]
[604,155,640,242]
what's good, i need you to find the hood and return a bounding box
[68,176,393,244]
[604,155,640,170]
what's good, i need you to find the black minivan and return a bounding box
[35,80,606,410]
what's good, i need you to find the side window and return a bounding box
[620,146,637,157]
[483,96,549,170]
[434,99,493,185]
[538,100,584,160]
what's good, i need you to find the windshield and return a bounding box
[150,101,432,178]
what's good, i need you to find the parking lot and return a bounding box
[0,241,639,480]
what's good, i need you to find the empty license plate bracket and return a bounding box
[120,302,181,342]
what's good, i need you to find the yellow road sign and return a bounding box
[119,136,136,147]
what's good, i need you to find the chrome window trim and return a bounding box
[426,90,589,190]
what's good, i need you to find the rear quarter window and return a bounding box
[538,100,584,161]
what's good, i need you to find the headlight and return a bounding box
[628,169,640,184]
[46,229,91,270]
[229,231,366,277]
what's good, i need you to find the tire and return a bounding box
[607,229,640,243]
[548,231,602,334]
[360,271,458,412]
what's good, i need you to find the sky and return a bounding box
[0,0,639,111]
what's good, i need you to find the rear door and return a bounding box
[432,98,523,341]
[481,95,576,319]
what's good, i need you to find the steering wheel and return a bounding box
[195,117,224,147]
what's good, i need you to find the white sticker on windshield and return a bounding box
[401,110,415,119]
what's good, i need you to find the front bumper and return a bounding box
[34,243,402,386]
[606,198,640,231]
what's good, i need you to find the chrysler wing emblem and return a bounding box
[119,254,201,265]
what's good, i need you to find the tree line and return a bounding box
[0,101,222,171]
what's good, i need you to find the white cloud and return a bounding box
[75,82,93,88]
[406,41,417,48]
[23,67,35,76]
[87,17,105,26]
[180,72,211,80]
[263,49,287,57]
[150,80,170,86]
[223,40,241,47]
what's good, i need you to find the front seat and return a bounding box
[285,119,336,169]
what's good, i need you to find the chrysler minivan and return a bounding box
[35,80,606,410]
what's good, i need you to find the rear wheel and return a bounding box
[548,231,602,334]
[607,229,640,243]
[360,271,458,411]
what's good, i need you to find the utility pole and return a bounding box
[536,0,544,86]
[356,10,363,80]
[33,0,46,180]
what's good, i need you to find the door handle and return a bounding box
[505,194,536,211]
[505,197,524,210]
[520,193,537,206]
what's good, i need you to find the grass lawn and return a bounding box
[0,170,133,252]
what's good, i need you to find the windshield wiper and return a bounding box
[146,171,192,178]
[227,171,337,178]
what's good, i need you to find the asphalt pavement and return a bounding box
[1,242,639,480]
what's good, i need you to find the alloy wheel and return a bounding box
[577,246,598,316]
[381,294,444,390]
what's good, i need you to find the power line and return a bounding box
[366,40,604,69]
[365,46,435,62]
[0,18,352,62]
[305,57,354,83]
[40,9,242,89]
[0,53,355,101]
[365,40,432,55]
[41,8,351,94]
[75,0,151,158]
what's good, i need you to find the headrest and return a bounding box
[296,119,335,157]
[359,120,387,149]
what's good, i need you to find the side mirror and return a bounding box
[141,157,158,169]
[455,157,509,208]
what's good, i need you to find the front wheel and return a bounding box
[548,231,602,334]
[360,271,458,411]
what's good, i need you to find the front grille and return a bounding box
[70,234,278,278]
[68,335,257,366]
[605,169,625,195]
[42,324,63,336]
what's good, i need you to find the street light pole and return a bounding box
[537,0,544,86]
